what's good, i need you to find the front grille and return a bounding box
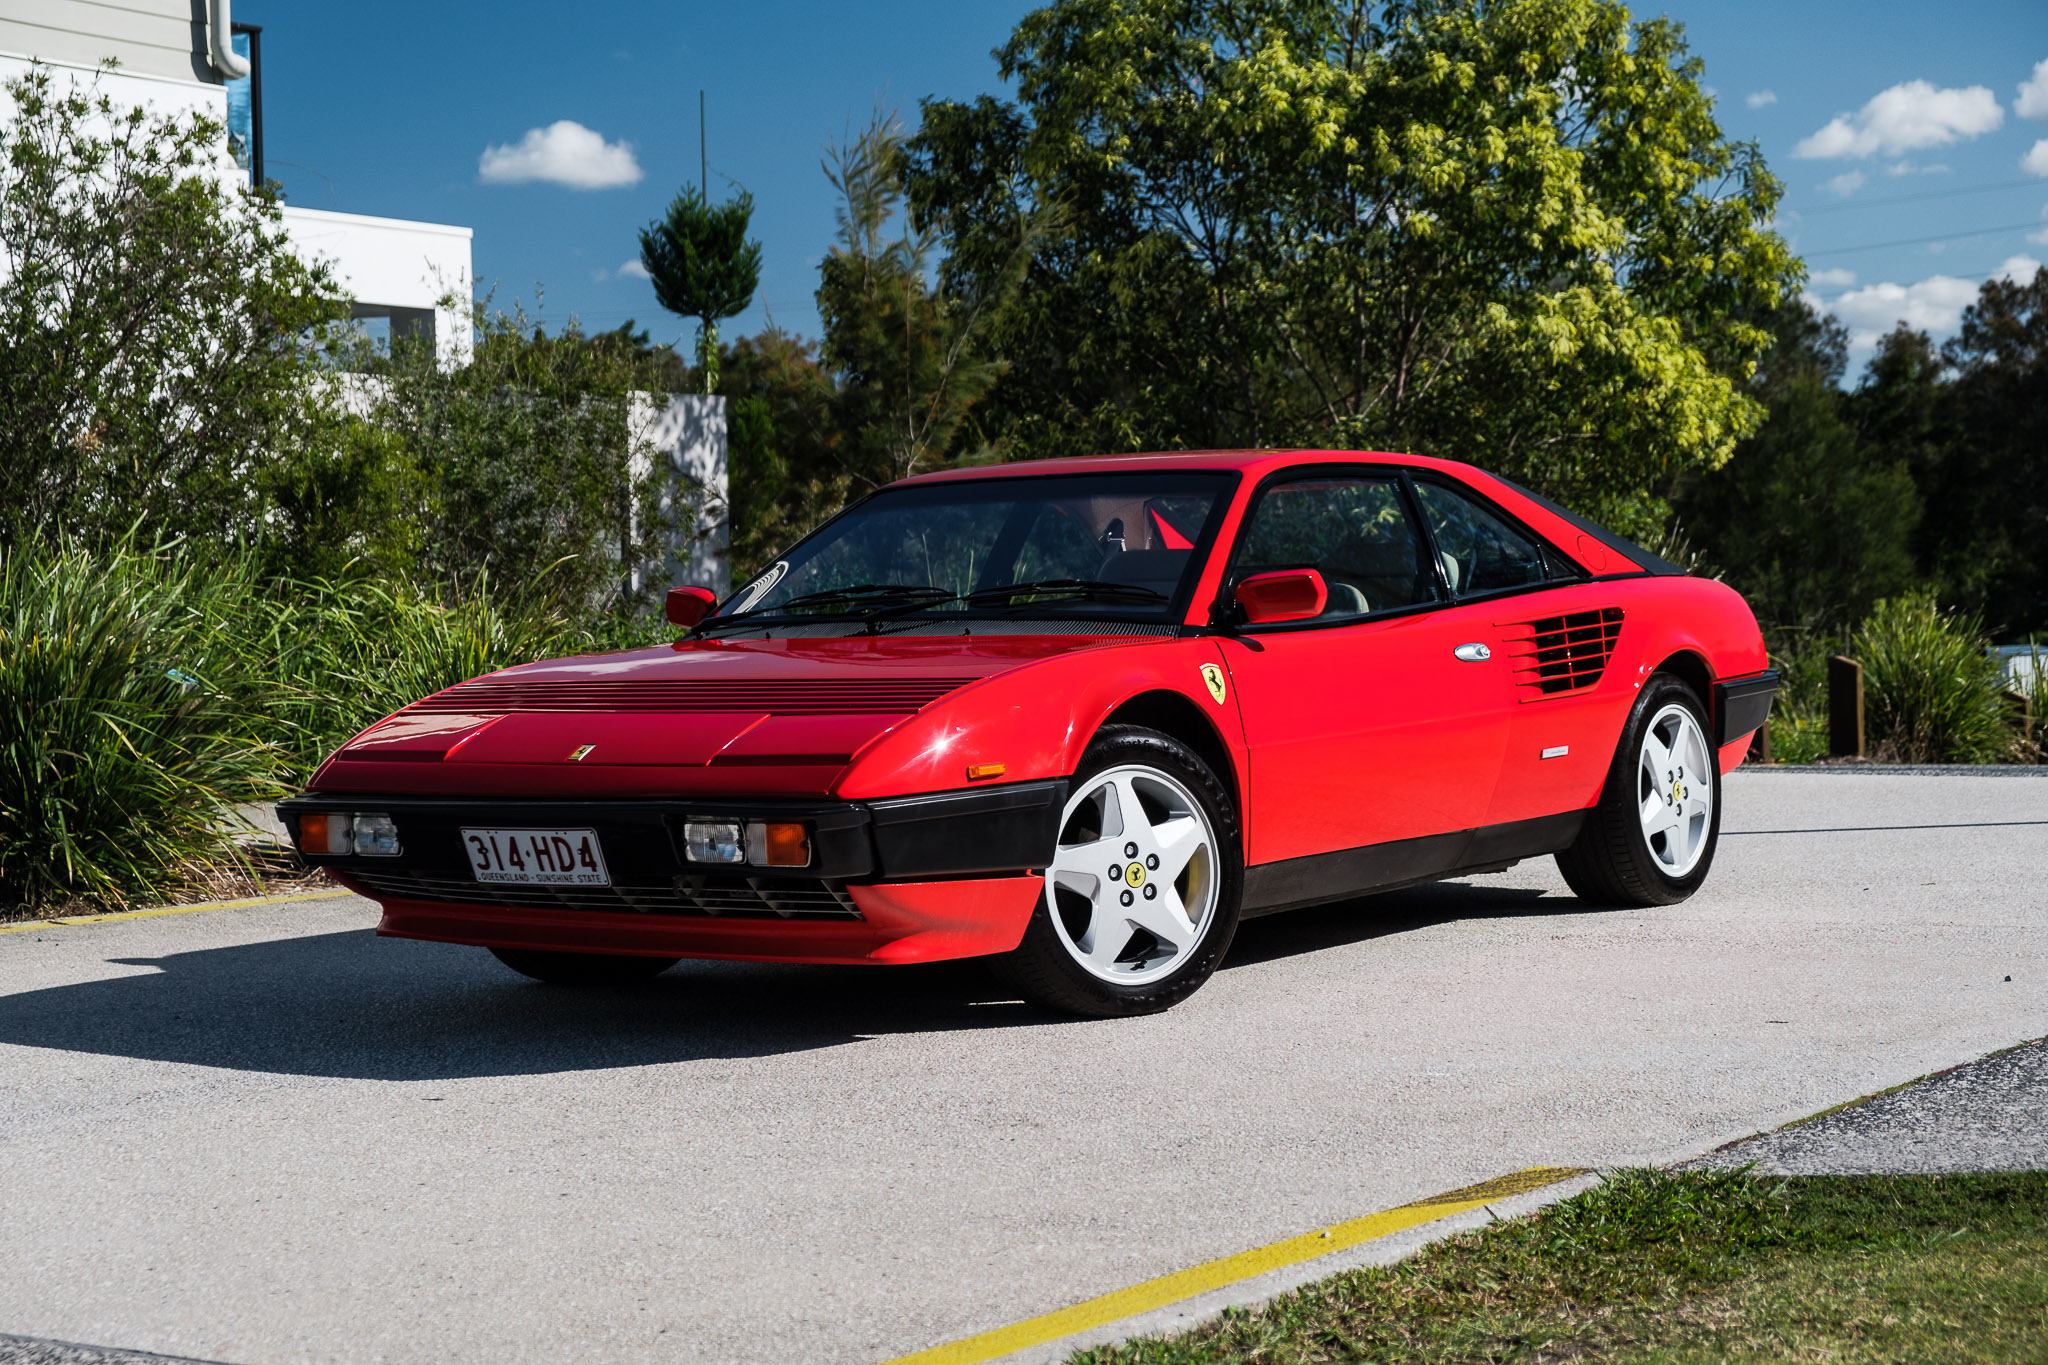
[1503,607,1624,696]
[348,868,861,919]
[410,677,976,715]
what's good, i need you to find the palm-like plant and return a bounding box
[638,188,762,394]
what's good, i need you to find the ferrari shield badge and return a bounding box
[1200,663,1228,705]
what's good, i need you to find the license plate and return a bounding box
[462,827,610,885]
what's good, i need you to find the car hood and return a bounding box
[310,633,1148,796]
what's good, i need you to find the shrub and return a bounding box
[0,543,285,913]
[1855,595,2015,763]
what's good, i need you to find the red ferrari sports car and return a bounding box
[280,450,1776,1015]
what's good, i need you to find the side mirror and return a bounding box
[665,585,719,628]
[1233,568,1327,624]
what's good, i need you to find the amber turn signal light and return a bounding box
[296,811,352,855]
[745,821,811,867]
[966,762,1007,781]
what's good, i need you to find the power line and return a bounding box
[1806,221,2041,257]
[1800,177,2043,217]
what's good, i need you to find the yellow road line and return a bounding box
[879,1166,1588,1365]
[0,889,355,934]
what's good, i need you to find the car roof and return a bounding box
[888,448,1655,576]
[891,449,1481,486]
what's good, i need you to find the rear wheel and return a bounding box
[997,726,1243,1017]
[488,947,680,985]
[1556,673,1721,907]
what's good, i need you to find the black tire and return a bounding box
[996,725,1244,1017]
[1556,672,1722,907]
[488,947,680,985]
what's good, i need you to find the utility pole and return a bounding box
[700,90,707,195]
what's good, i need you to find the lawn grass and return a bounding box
[1072,1168,2048,1364]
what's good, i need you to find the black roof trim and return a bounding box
[1489,474,1689,577]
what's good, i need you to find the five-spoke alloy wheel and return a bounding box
[1557,673,1722,907]
[1000,726,1243,1015]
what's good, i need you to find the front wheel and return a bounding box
[488,947,680,985]
[996,725,1244,1017]
[1556,674,1721,907]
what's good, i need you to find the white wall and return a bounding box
[279,205,474,368]
[632,394,730,597]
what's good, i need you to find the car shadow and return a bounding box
[0,929,1034,1083]
[0,881,1607,1082]
[1222,878,1607,968]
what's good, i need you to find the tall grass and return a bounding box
[1855,595,2016,764]
[0,544,283,912]
[0,544,667,915]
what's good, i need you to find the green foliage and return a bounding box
[818,115,1039,494]
[352,301,676,615]
[1675,301,1921,633]
[0,542,283,913]
[0,64,348,554]
[721,329,843,581]
[639,187,763,393]
[1853,595,2014,764]
[908,0,1798,535]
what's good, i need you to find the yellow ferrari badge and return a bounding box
[1200,663,1228,705]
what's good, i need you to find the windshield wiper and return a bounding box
[964,578,1170,607]
[692,583,959,637]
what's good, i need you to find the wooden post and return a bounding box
[1828,655,1865,758]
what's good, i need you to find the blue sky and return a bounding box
[245,0,2047,372]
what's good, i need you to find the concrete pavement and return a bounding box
[0,769,2042,1364]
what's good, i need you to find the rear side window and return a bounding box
[1235,475,1438,618]
[1412,480,1572,597]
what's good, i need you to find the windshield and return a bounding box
[707,472,1235,636]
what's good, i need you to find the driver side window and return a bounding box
[1235,475,1437,620]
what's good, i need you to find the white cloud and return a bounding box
[1887,160,1948,176]
[2018,58,2048,120]
[1828,274,1981,345]
[1809,267,1857,288]
[2026,138,2048,177]
[1823,170,1866,197]
[478,121,642,189]
[617,258,652,280]
[1793,80,2004,159]
[2000,253,2044,283]
[1746,90,1778,109]
[1827,257,2043,346]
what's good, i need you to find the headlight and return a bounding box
[683,821,745,864]
[352,813,402,856]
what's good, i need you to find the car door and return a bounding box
[1212,468,1512,870]
[1404,475,1620,830]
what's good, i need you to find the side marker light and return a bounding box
[966,762,1007,781]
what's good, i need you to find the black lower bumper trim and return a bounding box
[278,780,1069,889]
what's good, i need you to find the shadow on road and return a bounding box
[0,880,1602,1081]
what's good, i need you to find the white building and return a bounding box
[0,0,473,363]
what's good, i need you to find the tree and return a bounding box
[719,328,839,580]
[907,0,1798,535]
[817,115,1042,494]
[1673,300,1920,635]
[0,64,345,552]
[638,187,762,395]
[1936,268,2047,636]
[358,301,669,612]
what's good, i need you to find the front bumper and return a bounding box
[276,781,1065,965]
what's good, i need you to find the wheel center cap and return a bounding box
[1126,862,1147,887]
[1671,779,1685,803]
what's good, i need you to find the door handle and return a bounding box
[1453,642,1491,662]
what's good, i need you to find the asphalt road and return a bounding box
[0,769,2042,1365]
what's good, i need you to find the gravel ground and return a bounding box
[1696,1037,2048,1176]
[0,1337,217,1365]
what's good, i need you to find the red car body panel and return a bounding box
[290,450,1773,968]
